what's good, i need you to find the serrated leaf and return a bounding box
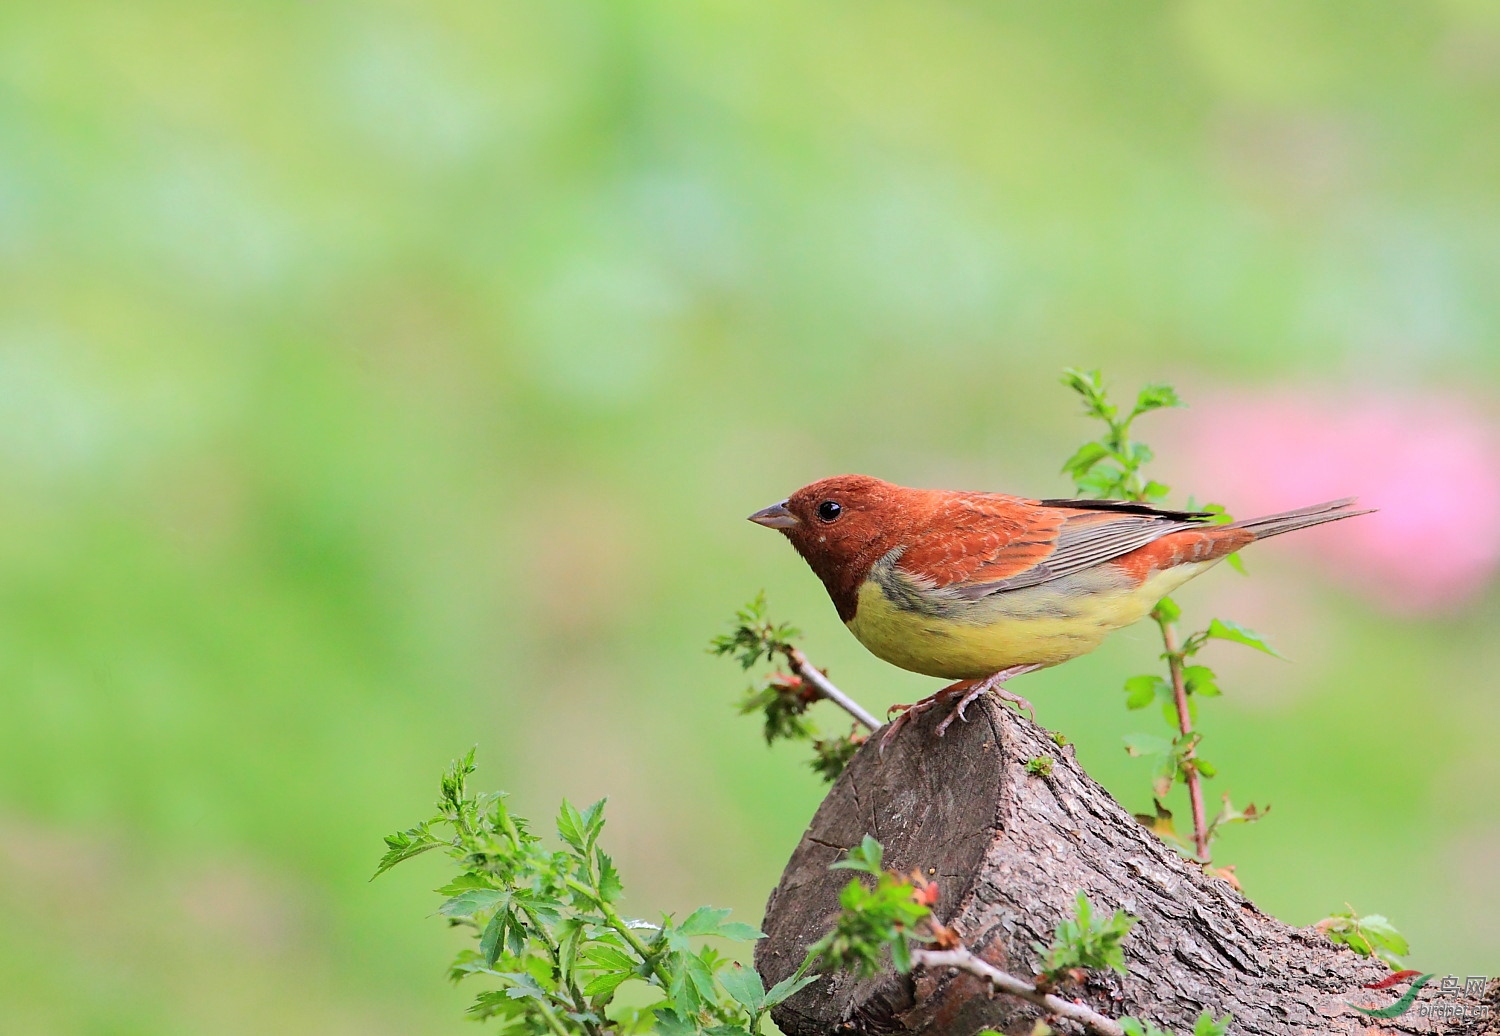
[557,800,588,853]
[679,906,732,936]
[479,908,510,966]
[579,798,607,847]
[1205,618,1284,658]
[762,972,820,1008]
[652,1008,698,1036]
[716,921,765,942]
[371,827,439,879]
[596,848,624,904]
[468,990,526,1021]
[582,945,638,971]
[666,952,707,1017]
[439,889,506,918]
[718,963,765,1011]
[583,969,632,998]
[435,873,495,896]
[1132,383,1183,416]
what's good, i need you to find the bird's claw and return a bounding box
[882,665,1045,749]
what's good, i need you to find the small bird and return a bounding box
[748,475,1369,738]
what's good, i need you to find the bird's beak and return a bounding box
[747,501,798,529]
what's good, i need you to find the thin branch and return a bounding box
[912,947,1125,1036]
[784,645,882,731]
[1157,617,1209,861]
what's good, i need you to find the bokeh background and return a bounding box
[3,1,1499,1031]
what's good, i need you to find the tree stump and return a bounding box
[755,697,1493,1035]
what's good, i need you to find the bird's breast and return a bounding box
[844,560,1215,680]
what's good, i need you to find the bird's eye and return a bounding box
[816,500,842,522]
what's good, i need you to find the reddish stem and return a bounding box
[1159,619,1210,861]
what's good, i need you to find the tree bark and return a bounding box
[755,697,1495,1035]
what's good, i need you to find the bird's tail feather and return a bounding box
[1226,498,1374,540]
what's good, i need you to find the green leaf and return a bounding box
[685,951,720,1005]
[1357,915,1410,958]
[582,944,637,970]
[1142,480,1171,502]
[676,906,763,942]
[1131,383,1183,417]
[1152,597,1181,624]
[1122,733,1171,758]
[1037,892,1137,978]
[1123,675,1164,710]
[1061,442,1111,477]
[371,827,439,879]
[434,873,495,895]
[1205,618,1284,658]
[468,990,527,1022]
[1183,665,1220,697]
[679,906,733,936]
[762,972,820,1008]
[831,834,884,875]
[439,889,506,919]
[579,798,607,849]
[1075,465,1126,497]
[1194,758,1217,779]
[1194,1010,1233,1036]
[718,963,766,1011]
[557,799,588,853]
[582,969,631,998]
[596,849,624,904]
[890,933,913,973]
[479,908,510,966]
[652,1007,699,1036]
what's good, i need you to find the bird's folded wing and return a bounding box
[895,495,1210,598]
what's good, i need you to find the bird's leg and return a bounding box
[881,680,973,750]
[881,663,1043,748]
[934,664,1042,735]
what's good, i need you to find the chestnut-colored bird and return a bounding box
[748,475,1369,737]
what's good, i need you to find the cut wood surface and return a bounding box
[755,697,1495,1035]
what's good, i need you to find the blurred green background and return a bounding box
[3,1,1499,1031]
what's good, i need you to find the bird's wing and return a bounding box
[894,495,1212,597]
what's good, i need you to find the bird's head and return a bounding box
[748,474,902,619]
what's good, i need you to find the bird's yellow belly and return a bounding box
[845,562,1214,680]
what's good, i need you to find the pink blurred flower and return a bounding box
[1174,389,1500,613]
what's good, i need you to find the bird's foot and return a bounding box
[881,664,1043,749]
[935,665,1041,734]
[881,681,972,750]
